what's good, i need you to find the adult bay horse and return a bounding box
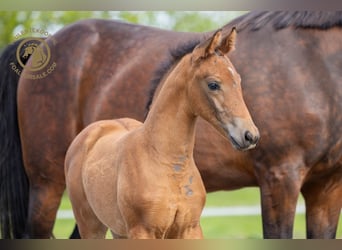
[65,29,259,239]
[0,11,342,239]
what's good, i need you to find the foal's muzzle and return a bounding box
[226,118,260,151]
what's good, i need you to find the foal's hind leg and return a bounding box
[67,173,107,238]
[71,204,108,239]
[302,170,342,239]
[68,188,108,238]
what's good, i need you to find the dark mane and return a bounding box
[230,11,342,31]
[145,39,201,115]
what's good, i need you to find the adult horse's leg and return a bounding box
[254,153,308,238]
[18,121,71,238]
[301,167,342,238]
[25,177,65,238]
[17,77,75,238]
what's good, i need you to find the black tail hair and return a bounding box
[0,39,29,238]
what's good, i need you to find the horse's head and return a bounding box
[23,43,37,58]
[186,28,259,150]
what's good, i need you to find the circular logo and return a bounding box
[16,37,51,72]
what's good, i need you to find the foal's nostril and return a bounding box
[245,131,254,144]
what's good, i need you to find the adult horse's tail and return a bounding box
[0,39,29,238]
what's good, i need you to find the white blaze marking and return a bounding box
[228,66,235,76]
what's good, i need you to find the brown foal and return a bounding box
[64,28,259,239]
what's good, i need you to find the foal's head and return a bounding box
[185,28,259,150]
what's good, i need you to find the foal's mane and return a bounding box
[230,11,342,31]
[145,39,201,114]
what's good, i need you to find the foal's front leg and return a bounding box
[128,225,203,239]
[180,225,204,239]
[128,226,157,239]
[71,200,108,239]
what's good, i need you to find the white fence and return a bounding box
[57,204,307,219]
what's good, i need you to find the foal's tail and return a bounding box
[0,39,30,238]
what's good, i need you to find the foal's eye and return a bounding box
[207,82,220,91]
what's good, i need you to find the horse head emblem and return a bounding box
[17,38,50,71]
[22,42,48,69]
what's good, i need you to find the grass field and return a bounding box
[53,188,342,239]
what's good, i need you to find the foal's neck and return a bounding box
[143,56,196,165]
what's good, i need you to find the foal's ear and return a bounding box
[192,29,222,62]
[218,27,237,54]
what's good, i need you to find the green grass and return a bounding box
[53,188,342,239]
[54,219,76,239]
[205,188,261,206]
[201,213,312,239]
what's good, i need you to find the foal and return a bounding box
[65,28,259,239]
